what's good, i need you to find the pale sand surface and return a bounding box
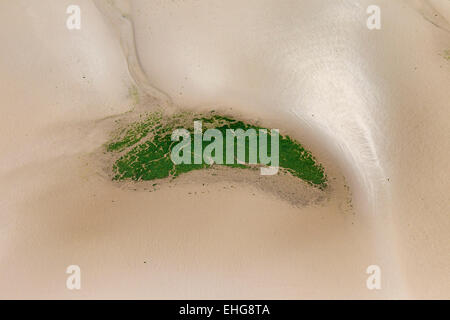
[0,0,449,299]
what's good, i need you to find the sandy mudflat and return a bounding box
[0,0,449,299]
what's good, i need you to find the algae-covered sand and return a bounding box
[106,111,327,188]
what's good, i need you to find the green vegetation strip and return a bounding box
[107,112,327,188]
